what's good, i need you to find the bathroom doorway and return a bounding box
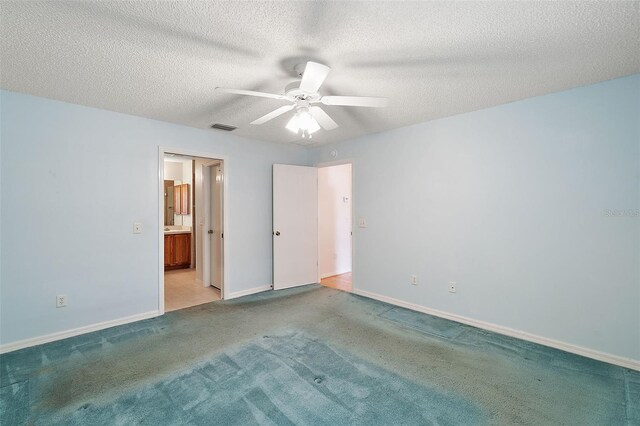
[160,150,226,313]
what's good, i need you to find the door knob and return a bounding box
[208,230,213,234]
[274,231,280,236]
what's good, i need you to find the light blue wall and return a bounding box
[2,76,639,360]
[310,74,640,361]
[0,90,309,345]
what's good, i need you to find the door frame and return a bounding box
[315,159,355,292]
[158,147,229,314]
[202,160,224,298]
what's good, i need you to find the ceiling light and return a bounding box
[286,108,320,138]
[286,114,301,133]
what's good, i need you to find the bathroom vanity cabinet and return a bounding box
[164,232,191,270]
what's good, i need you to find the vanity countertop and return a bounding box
[164,229,191,235]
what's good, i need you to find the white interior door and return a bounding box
[273,164,318,290]
[209,163,224,290]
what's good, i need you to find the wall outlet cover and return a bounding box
[56,295,67,308]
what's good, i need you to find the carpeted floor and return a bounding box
[1,285,638,425]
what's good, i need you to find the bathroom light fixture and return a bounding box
[286,107,320,139]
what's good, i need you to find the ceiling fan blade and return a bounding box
[320,96,388,108]
[250,104,295,125]
[215,87,287,100]
[299,62,331,93]
[309,106,338,130]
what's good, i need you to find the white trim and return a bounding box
[0,311,160,354]
[158,149,165,313]
[202,161,225,299]
[225,285,272,300]
[354,288,640,371]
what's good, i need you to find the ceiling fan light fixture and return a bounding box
[307,118,321,134]
[286,114,300,133]
[296,108,313,128]
[286,109,320,135]
[218,60,388,139]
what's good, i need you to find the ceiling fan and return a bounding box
[215,61,388,139]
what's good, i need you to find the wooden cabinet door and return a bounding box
[180,184,190,214]
[164,235,174,267]
[173,186,181,215]
[174,233,191,266]
[170,184,189,215]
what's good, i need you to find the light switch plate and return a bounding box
[358,218,367,228]
[133,222,142,234]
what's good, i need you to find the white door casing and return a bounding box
[158,148,229,312]
[209,163,224,289]
[273,164,318,290]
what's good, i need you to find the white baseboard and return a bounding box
[354,289,640,371]
[225,285,272,300]
[0,310,161,354]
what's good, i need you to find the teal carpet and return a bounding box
[1,285,638,425]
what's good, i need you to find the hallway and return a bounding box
[320,272,352,292]
[164,268,220,312]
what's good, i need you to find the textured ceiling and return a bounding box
[1,1,639,146]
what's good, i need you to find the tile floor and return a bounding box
[164,268,220,312]
[320,272,352,292]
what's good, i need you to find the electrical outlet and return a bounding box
[358,218,367,228]
[410,275,418,286]
[56,295,67,308]
[448,281,457,293]
[133,222,142,234]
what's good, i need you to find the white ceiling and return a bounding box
[1,1,638,145]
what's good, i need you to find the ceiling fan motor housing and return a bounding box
[284,81,320,101]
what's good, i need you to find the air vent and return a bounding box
[211,123,237,132]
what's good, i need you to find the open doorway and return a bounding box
[318,163,352,292]
[161,152,225,312]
